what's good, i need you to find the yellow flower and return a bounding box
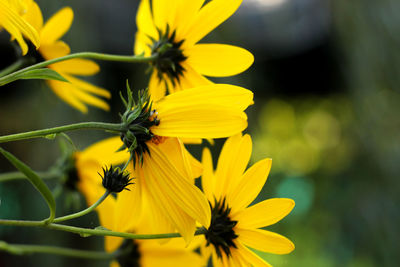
[25,4,110,113]
[135,0,254,101]
[96,193,205,267]
[200,133,295,266]
[0,0,39,55]
[74,84,253,244]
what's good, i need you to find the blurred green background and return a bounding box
[1,0,400,266]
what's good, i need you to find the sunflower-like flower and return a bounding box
[200,133,295,266]
[96,193,205,267]
[73,84,252,243]
[115,84,252,242]
[134,0,254,101]
[24,4,110,113]
[0,0,39,55]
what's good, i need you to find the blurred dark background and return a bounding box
[1,0,400,266]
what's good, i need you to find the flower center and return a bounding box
[120,88,161,165]
[65,166,79,191]
[26,42,46,63]
[205,198,238,258]
[149,25,187,85]
[116,239,141,267]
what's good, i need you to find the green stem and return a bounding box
[0,170,59,183]
[0,122,124,143]
[0,52,156,86]
[121,153,134,172]
[53,191,110,223]
[0,241,115,260]
[0,58,34,77]
[0,219,207,240]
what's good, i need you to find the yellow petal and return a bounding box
[149,70,167,102]
[157,84,253,111]
[50,59,100,76]
[136,0,157,38]
[152,0,170,30]
[186,44,253,77]
[47,79,87,113]
[236,228,295,255]
[134,31,152,56]
[0,1,40,54]
[153,104,247,139]
[229,158,272,213]
[184,0,242,46]
[180,138,202,144]
[110,261,121,267]
[152,137,202,181]
[95,193,118,231]
[40,7,73,44]
[174,0,204,42]
[62,74,111,99]
[170,62,212,93]
[63,80,110,111]
[152,85,252,138]
[105,236,124,254]
[143,142,211,242]
[39,41,70,60]
[141,160,197,243]
[214,134,251,200]
[23,1,43,32]
[47,77,110,112]
[234,198,295,229]
[78,137,130,166]
[201,147,215,201]
[235,241,272,267]
[141,244,205,267]
[114,166,143,232]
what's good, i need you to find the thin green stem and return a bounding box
[53,191,111,223]
[0,170,59,183]
[0,58,34,77]
[0,52,156,86]
[0,241,115,260]
[0,219,207,240]
[121,153,134,172]
[0,122,124,143]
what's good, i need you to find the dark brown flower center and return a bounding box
[116,239,141,267]
[149,25,187,85]
[205,198,238,258]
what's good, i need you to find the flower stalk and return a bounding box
[0,218,207,240]
[52,190,111,223]
[0,52,157,86]
[0,122,124,143]
[0,241,116,260]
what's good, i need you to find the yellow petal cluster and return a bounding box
[135,0,254,101]
[24,4,110,113]
[201,133,295,266]
[0,0,39,55]
[76,84,253,244]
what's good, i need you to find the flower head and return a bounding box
[100,166,133,193]
[201,133,295,266]
[79,84,253,243]
[24,4,110,113]
[0,0,40,54]
[135,0,254,101]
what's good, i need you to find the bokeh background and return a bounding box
[1,0,400,266]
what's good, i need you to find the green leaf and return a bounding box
[0,68,68,85]
[0,147,56,223]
